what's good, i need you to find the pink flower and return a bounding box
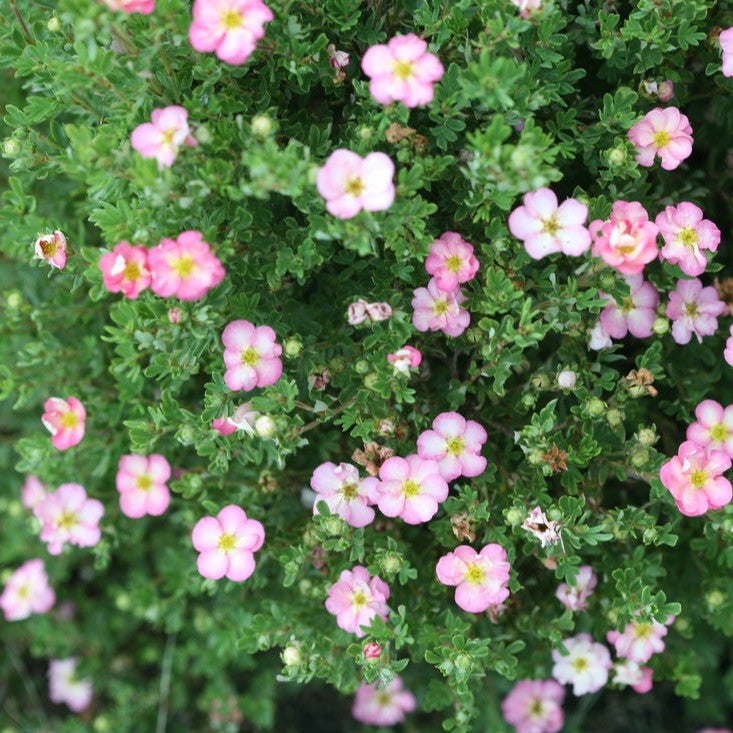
[325,565,390,637]
[361,34,444,108]
[347,298,370,325]
[22,475,47,512]
[720,27,733,77]
[509,0,545,18]
[99,0,154,12]
[131,106,197,170]
[655,202,720,276]
[365,301,392,322]
[660,440,732,516]
[317,149,395,219]
[0,559,55,621]
[436,544,510,613]
[48,659,93,712]
[412,278,470,337]
[42,396,86,451]
[363,642,381,659]
[191,505,265,581]
[551,633,612,696]
[116,454,171,518]
[606,617,671,664]
[508,188,591,260]
[599,273,659,339]
[35,483,104,555]
[375,454,449,524]
[424,231,479,292]
[189,0,273,66]
[98,241,151,299]
[522,507,562,548]
[612,660,653,694]
[387,345,422,374]
[555,565,597,612]
[34,230,67,269]
[310,462,380,528]
[628,107,693,171]
[416,411,487,481]
[658,81,674,102]
[501,679,565,733]
[222,319,283,391]
[687,400,733,457]
[168,307,181,323]
[666,277,726,344]
[726,325,733,367]
[212,415,238,435]
[328,44,349,71]
[352,676,416,726]
[589,201,659,275]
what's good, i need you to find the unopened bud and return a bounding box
[652,317,670,335]
[606,408,624,427]
[607,147,626,165]
[706,590,724,608]
[284,338,302,357]
[637,428,657,446]
[251,115,274,136]
[363,642,381,660]
[587,397,605,417]
[254,415,276,438]
[281,645,302,667]
[47,16,60,31]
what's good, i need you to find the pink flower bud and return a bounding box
[363,642,381,659]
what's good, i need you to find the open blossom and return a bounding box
[628,107,693,170]
[509,0,544,18]
[726,325,733,367]
[98,241,151,299]
[412,278,470,336]
[655,202,720,276]
[361,33,444,108]
[310,462,380,528]
[436,544,510,613]
[0,559,55,621]
[191,505,265,581]
[501,679,565,733]
[660,440,732,516]
[49,659,93,712]
[552,633,612,696]
[612,660,653,693]
[687,400,733,457]
[34,230,67,269]
[325,565,390,637]
[131,106,197,170]
[375,454,449,524]
[99,0,154,12]
[556,565,597,612]
[721,27,733,77]
[116,454,171,518]
[666,277,726,345]
[317,149,395,219]
[22,475,47,512]
[148,231,225,301]
[522,507,562,548]
[189,0,273,66]
[425,231,479,292]
[387,345,422,374]
[212,414,238,435]
[599,273,659,339]
[42,396,86,451]
[36,483,104,555]
[352,676,416,726]
[508,188,590,260]
[416,411,487,481]
[607,617,671,664]
[222,319,283,391]
[590,201,659,275]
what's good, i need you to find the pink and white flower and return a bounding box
[501,679,565,733]
[34,230,67,269]
[116,454,171,518]
[326,565,389,637]
[98,241,151,299]
[328,44,349,71]
[612,660,653,693]
[412,278,470,337]
[22,475,47,512]
[509,0,545,18]
[687,400,733,457]
[365,301,392,322]
[666,277,726,345]
[222,319,283,391]
[551,633,612,696]
[522,507,562,548]
[726,325,733,367]
[191,505,265,581]
[721,27,733,77]
[48,659,93,712]
[131,106,197,170]
[655,202,720,277]
[42,396,86,451]
[627,107,693,171]
[0,559,55,621]
[424,231,479,292]
[387,345,422,374]
[352,675,416,726]
[555,565,597,612]
[606,617,671,664]
[599,273,659,339]
[212,414,238,435]
[310,462,380,528]
[98,0,154,13]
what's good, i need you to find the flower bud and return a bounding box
[47,16,60,31]
[606,408,624,427]
[637,428,657,446]
[284,338,302,357]
[363,372,379,390]
[363,642,381,660]
[630,447,649,468]
[251,115,274,136]
[281,645,302,667]
[168,307,181,323]
[357,126,373,141]
[607,147,626,165]
[557,369,577,390]
[652,316,670,335]
[505,507,525,526]
[254,415,276,438]
[706,590,724,608]
[587,397,605,417]
[379,553,402,575]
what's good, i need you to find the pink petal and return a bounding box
[192,517,222,551]
[225,550,256,581]
[197,550,228,579]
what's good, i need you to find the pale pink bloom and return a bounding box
[508,188,590,260]
[36,483,104,555]
[556,370,576,389]
[522,507,561,548]
[588,320,612,350]
[22,475,47,512]
[347,299,369,325]
[612,660,653,693]
[34,230,67,269]
[189,0,273,66]
[412,278,470,336]
[99,0,154,13]
[660,440,732,516]
[363,642,381,659]
[628,107,693,170]
[148,231,225,301]
[589,201,659,275]
[212,415,238,435]
[552,633,612,696]
[687,400,733,457]
[310,462,380,528]
[436,544,510,613]
[42,396,86,451]
[666,278,726,345]
[131,106,197,170]
[0,559,55,621]
[191,505,265,581]
[116,454,171,518]
[501,679,565,733]
[375,454,449,524]
[48,659,93,712]
[325,565,390,637]
[599,273,659,339]
[725,325,733,367]
[327,44,349,70]
[416,411,487,481]
[658,81,674,102]
[555,565,597,612]
[387,345,422,374]
[425,231,479,291]
[365,301,392,322]
[361,34,443,108]
[721,27,733,77]
[98,241,151,299]
[606,617,671,664]
[317,149,395,219]
[352,676,416,726]
[222,319,283,391]
[655,202,720,276]
[509,0,545,18]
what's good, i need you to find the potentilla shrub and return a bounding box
[2,0,733,731]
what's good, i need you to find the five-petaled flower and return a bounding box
[555,565,597,612]
[627,106,693,171]
[34,230,67,269]
[99,241,151,299]
[325,565,390,637]
[666,277,726,345]
[655,202,720,277]
[424,231,480,292]
[131,106,198,170]
[222,319,283,391]
[48,658,93,712]
[606,617,671,664]
[310,461,380,528]
[412,277,470,336]
[42,396,86,451]
[387,345,422,374]
[687,400,733,458]
[116,454,172,518]
[501,679,565,733]
[351,676,417,726]
[0,559,55,621]
[599,273,659,340]
[551,633,612,696]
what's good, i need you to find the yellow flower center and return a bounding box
[58,511,77,530]
[17,584,30,599]
[218,532,237,551]
[541,215,560,236]
[341,482,358,500]
[445,255,462,272]
[60,411,79,429]
[689,469,707,489]
[445,436,464,456]
[678,227,698,248]
[393,59,414,80]
[352,590,368,607]
[402,479,420,498]
[619,296,634,314]
[221,9,242,30]
[241,347,260,367]
[685,302,699,317]
[161,128,177,146]
[710,423,729,443]
[345,177,365,196]
[529,698,544,716]
[137,474,153,491]
[432,299,449,315]
[633,622,653,639]
[653,130,671,148]
[571,656,588,672]
[171,254,195,279]
[40,239,59,257]
[464,563,485,585]
[123,261,141,281]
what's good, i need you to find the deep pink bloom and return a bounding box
[317,149,395,219]
[551,634,611,696]
[34,230,67,269]
[666,278,726,344]
[22,475,47,512]
[352,676,416,726]
[49,659,93,712]
[222,319,283,391]
[436,544,510,613]
[612,660,653,694]
[99,0,154,12]
[310,462,380,528]
[361,34,443,108]
[628,107,693,170]
[212,415,238,435]
[412,277,470,336]
[131,106,197,170]
[599,273,659,339]
[191,505,265,581]
[36,483,104,555]
[555,565,597,612]
[606,617,670,664]
[501,679,565,733]
[655,202,720,276]
[721,28,733,77]
[116,454,171,518]
[98,241,151,299]
[325,565,390,637]
[590,201,659,275]
[508,188,590,260]
[387,345,422,374]
[0,559,55,621]
[42,396,86,451]
[660,440,732,516]
[687,400,733,457]
[424,231,479,292]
